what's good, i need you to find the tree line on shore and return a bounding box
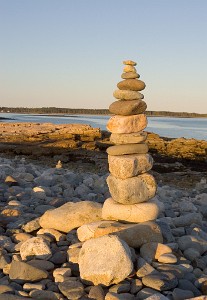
[1,107,207,118]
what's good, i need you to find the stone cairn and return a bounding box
[76,60,167,287]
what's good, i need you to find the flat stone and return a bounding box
[142,272,178,291]
[77,220,163,248]
[107,173,156,204]
[79,235,133,286]
[136,257,159,278]
[110,132,147,144]
[20,237,52,261]
[178,235,207,255]
[22,218,40,233]
[113,89,144,101]
[140,242,173,263]
[108,154,153,179]
[29,290,62,300]
[130,278,143,293]
[121,72,140,79]
[36,228,65,242]
[107,114,147,134]
[39,201,102,233]
[123,60,137,66]
[172,213,202,227]
[27,259,55,271]
[58,279,84,299]
[158,253,177,264]
[117,79,146,91]
[137,288,162,300]
[0,296,35,300]
[178,279,201,296]
[123,65,137,73]
[109,99,147,116]
[88,285,105,300]
[107,143,148,156]
[105,292,135,300]
[0,284,14,294]
[172,288,194,300]
[102,198,159,223]
[9,261,48,282]
[154,263,193,279]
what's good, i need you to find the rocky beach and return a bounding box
[0,61,207,300]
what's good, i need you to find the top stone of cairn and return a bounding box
[123,60,137,66]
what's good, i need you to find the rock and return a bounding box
[79,235,133,286]
[109,99,147,116]
[178,235,207,254]
[110,132,147,144]
[0,284,14,294]
[136,257,159,278]
[5,175,18,186]
[121,72,139,79]
[154,263,193,279]
[109,282,131,293]
[145,295,169,300]
[157,253,177,264]
[137,288,162,300]
[123,60,137,66]
[107,143,148,156]
[78,219,162,248]
[36,228,65,242]
[201,280,207,295]
[108,154,153,179]
[140,242,172,263]
[106,174,156,204]
[117,79,146,91]
[178,279,201,296]
[39,201,102,233]
[22,218,41,233]
[23,282,45,291]
[123,65,137,73]
[29,290,62,300]
[105,292,135,300]
[142,272,178,291]
[20,237,52,261]
[27,259,54,271]
[102,198,159,223]
[88,285,105,300]
[113,89,144,100]
[184,248,201,261]
[130,278,143,293]
[172,288,194,300]
[67,247,81,263]
[9,261,48,282]
[58,279,84,299]
[0,296,35,300]
[107,114,147,134]
[172,213,202,227]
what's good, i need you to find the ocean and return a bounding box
[0,113,207,141]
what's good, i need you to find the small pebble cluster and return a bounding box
[0,156,207,299]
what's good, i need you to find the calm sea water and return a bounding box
[1,113,207,141]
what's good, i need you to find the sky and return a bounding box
[0,0,207,113]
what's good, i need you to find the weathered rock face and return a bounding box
[108,154,153,179]
[102,198,159,223]
[107,114,147,134]
[117,79,146,91]
[110,132,147,144]
[113,89,144,100]
[39,201,102,233]
[79,235,133,286]
[107,143,148,156]
[109,99,147,116]
[107,174,157,204]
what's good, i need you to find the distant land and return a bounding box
[0,107,207,118]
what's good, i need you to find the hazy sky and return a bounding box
[1,0,207,113]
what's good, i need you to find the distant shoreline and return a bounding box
[1,112,207,119]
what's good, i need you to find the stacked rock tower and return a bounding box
[102,60,159,224]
